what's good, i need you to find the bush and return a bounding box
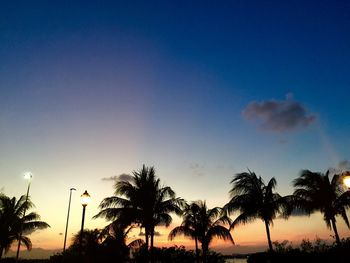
[132,246,225,263]
[1,260,49,263]
[248,238,350,263]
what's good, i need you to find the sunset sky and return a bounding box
[1,0,350,256]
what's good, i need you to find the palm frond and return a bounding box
[168,226,195,241]
[128,238,145,248]
[231,211,257,229]
[22,221,50,234]
[206,225,234,244]
[19,236,32,251]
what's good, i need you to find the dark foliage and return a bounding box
[0,194,50,260]
[0,260,49,263]
[169,201,233,263]
[225,171,291,251]
[94,165,184,251]
[293,170,350,245]
[248,238,350,263]
[133,245,225,263]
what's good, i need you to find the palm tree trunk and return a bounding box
[194,237,199,263]
[150,227,155,263]
[145,228,149,250]
[150,227,154,250]
[331,217,341,245]
[264,220,273,251]
[202,242,208,263]
[0,246,3,261]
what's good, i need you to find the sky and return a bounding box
[1,0,350,257]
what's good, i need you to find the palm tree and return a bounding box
[168,202,201,262]
[293,170,350,245]
[70,228,102,261]
[99,222,144,249]
[0,194,50,260]
[94,165,183,252]
[225,171,289,251]
[169,201,234,263]
[98,222,144,261]
[150,184,184,249]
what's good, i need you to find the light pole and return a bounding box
[63,188,76,254]
[79,190,91,258]
[15,172,32,262]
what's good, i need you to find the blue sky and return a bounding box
[1,0,350,252]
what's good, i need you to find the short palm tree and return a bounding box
[293,170,350,245]
[94,165,183,251]
[169,201,234,263]
[225,171,289,251]
[0,194,50,259]
[71,228,102,261]
[169,202,201,262]
[99,221,144,250]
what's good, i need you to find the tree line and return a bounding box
[1,165,349,262]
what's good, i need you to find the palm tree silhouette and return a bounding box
[71,228,102,261]
[94,165,183,252]
[99,221,144,261]
[293,170,350,245]
[169,201,233,263]
[99,222,144,250]
[225,171,289,251]
[169,202,201,262]
[0,194,50,260]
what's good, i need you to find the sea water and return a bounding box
[225,258,248,263]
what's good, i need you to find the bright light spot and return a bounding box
[343,176,350,188]
[24,172,32,180]
[80,190,91,206]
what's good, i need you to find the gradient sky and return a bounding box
[1,0,350,256]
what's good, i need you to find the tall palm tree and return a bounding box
[293,170,350,245]
[225,171,289,251]
[150,184,183,249]
[169,201,234,263]
[0,194,50,260]
[94,165,183,251]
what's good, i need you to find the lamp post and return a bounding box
[79,190,91,258]
[63,188,76,254]
[15,172,32,262]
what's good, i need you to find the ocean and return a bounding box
[225,258,248,263]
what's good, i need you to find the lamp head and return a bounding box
[24,172,32,180]
[343,172,350,188]
[80,190,91,206]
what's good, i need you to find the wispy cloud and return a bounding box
[189,162,205,177]
[102,173,133,182]
[337,160,350,171]
[329,160,350,174]
[243,94,316,133]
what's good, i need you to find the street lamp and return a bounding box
[79,190,91,257]
[15,172,33,262]
[63,188,76,254]
[343,172,350,188]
